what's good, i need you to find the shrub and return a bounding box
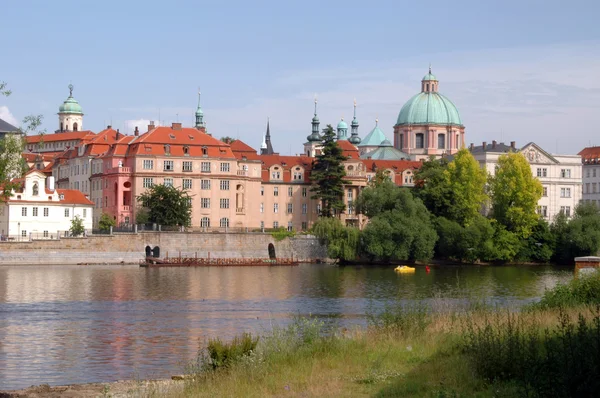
[202,333,259,371]
[529,271,600,310]
[69,215,85,237]
[98,213,116,232]
[270,227,295,241]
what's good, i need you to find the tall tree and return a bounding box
[442,149,487,226]
[137,184,192,227]
[310,125,349,217]
[412,157,452,219]
[489,152,543,238]
[553,203,600,264]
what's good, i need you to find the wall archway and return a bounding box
[268,243,276,259]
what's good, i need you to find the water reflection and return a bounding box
[0,264,571,390]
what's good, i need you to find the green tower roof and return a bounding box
[58,84,83,114]
[358,121,388,147]
[396,92,462,126]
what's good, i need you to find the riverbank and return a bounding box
[0,379,184,397]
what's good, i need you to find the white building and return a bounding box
[579,146,600,207]
[470,141,582,222]
[0,170,94,240]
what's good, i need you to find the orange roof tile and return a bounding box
[230,140,257,153]
[259,155,313,183]
[361,159,422,173]
[56,189,94,205]
[26,131,95,144]
[579,146,600,160]
[336,140,360,159]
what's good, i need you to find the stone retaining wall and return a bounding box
[0,232,328,265]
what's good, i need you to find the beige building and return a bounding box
[579,146,600,207]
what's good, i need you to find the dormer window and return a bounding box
[202,146,208,156]
[164,144,170,154]
[183,146,189,155]
[169,134,176,139]
[59,194,64,200]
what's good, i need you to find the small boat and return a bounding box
[394,265,416,273]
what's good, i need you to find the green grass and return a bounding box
[170,273,600,397]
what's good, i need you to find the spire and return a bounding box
[307,95,321,142]
[429,63,432,74]
[68,83,74,97]
[195,89,205,129]
[349,99,361,145]
[261,118,275,155]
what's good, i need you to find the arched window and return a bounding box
[202,146,208,156]
[60,122,64,131]
[220,217,229,228]
[201,217,210,227]
[73,122,78,131]
[32,182,39,196]
[164,144,170,154]
[183,146,189,155]
[437,134,445,149]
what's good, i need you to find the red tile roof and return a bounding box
[336,140,360,159]
[25,131,95,144]
[579,146,600,161]
[362,159,422,173]
[259,155,313,183]
[56,189,94,205]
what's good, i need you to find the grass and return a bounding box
[167,271,600,397]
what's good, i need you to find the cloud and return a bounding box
[0,106,19,127]
[123,119,161,134]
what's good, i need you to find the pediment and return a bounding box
[519,143,558,164]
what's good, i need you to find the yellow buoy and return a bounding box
[394,265,415,273]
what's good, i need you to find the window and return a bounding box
[220,217,229,228]
[202,147,208,156]
[201,198,210,208]
[201,217,210,228]
[274,203,279,213]
[293,171,303,181]
[65,209,70,217]
[316,203,322,214]
[273,221,279,229]
[143,160,153,169]
[537,205,548,218]
[183,161,192,172]
[220,198,230,209]
[542,186,548,197]
[183,179,192,189]
[21,230,27,237]
[43,231,48,238]
[560,206,571,217]
[302,188,307,197]
[272,171,281,180]
[163,160,174,171]
[274,187,279,196]
[348,201,353,215]
[586,183,590,194]
[33,207,38,217]
[260,203,264,213]
[143,178,154,188]
[347,189,353,200]
[594,168,597,178]
[587,169,591,178]
[164,178,173,187]
[302,203,307,214]
[220,180,230,190]
[164,144,170,154]
[415,133,424,149]
[287,203,293,214]
[260,186,264,196]
[288,187,293,197]
[437,134,445,149]
[287,222,293,232]
[220,163,230,172]
[560,188,571,198]
[301,222,308,230]
[83,209,87,218]
[43,207,49,217]
[593,183,597,193]
[183,146,189,155]
[21,207,27,216]
[399,134,404,149]
[561,169,571,178]
[201,162,211,173]
[201,180,211,190]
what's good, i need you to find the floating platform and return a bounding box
[140,256,299,267]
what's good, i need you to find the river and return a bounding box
[0,263,572,390]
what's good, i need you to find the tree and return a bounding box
[220,136,236,144]
[516,218,554,263]
[412,157,452,219]
[312,217,360,262]
[136,184,192,227]
[135,207,150,224]
[1,81,11,97]
[435,215,495,263]
[442,149,487,226]
[98,213,116,232]
[70,216,85,237]
[489,152,543,238]
[553,203,600,264]
[358,181,437,262]
[310,125,349,217]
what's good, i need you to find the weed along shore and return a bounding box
[5,270,597,397]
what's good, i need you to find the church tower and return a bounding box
[349,99,361,145]
[57,84,83,133]
[195,91,206,130]
[260,118,275,155]
[304,97,322,157]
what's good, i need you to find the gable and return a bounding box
[519,143,558,164]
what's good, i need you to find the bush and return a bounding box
[98,213,116,232]
[270,227,295,241]
[464,308,600,397]
[197,333,259,371]
[69,215,85,237]
[529,271,600,310]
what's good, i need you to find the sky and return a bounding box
[1,0,599,155]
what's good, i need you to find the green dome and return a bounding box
[59,96,83,114]
[337,118,348,129]
[396,92,462,126]
[422,72,437,81]
[358,122,388,147]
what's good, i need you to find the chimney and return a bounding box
[134,126,139,136]
[510,141,516,149]
[492,140,497,149]
[482,141,487,151]
[469,143,474,151]
[171,122,182,130]
[107,125,112,129]
[47,176,55,192]
[115,129,121,140]
[148,121,155,132]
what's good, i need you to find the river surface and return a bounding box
[0,263,572,390]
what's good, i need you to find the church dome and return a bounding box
[337,118,348,129]
[58,84,83,114]
[395,70,462,127]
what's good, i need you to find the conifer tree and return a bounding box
[310,125,349,217]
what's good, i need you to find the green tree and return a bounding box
[1,81,11,97]
[69,216,85,237]
[435,215,495,263]
[220,136,236,144]
[358,181,437,262]
[516,218,554,263]
[412,157,451,218]
[553,203,600,264]
[98,213,116,231]
[489,152,543,238]
[310,125,349,217]
[135,207,150,224]
[442,149,487,225]
[136,184,192,227]
[312,217,360,262]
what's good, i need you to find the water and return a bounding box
[0,263,572,390]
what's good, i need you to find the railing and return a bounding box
[237,170,249,176]
[346,171,366,177]
[106,167,131,174]
[121,205,132,212]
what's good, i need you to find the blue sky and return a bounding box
[1,0,599,154]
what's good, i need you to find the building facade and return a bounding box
[0,170,93,240]
[579,146,600,207]
[470,141,582,221]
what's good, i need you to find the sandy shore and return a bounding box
[0,378,185,398]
